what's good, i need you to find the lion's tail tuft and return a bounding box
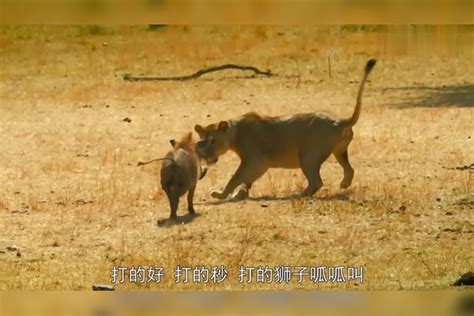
[342,59,377,127]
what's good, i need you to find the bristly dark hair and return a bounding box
[365,59,377,73]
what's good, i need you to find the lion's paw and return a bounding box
[230,188,248,201]
[210,190,226,200]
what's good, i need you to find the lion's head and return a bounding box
[194,121,233,165]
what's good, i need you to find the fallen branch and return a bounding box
[123,64,275,82]
[443,163,474,171]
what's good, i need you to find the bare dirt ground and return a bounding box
[0,26,472,290]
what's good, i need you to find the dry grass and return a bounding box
[0,25,472,290]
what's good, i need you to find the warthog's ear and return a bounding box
[183,131,193,143]
[169,139,176,148]
[194,124,204,137]
[218,121,229,132]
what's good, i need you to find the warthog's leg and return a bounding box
[187,185,196,214]
[165,191,179,220]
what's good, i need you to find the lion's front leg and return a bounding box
[211,160,268,200]
[211,162,247,200]
[210,189,229,199]
[212,184,249,200]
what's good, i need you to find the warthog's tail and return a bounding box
[138,156,208,181]
[137,157,174,167]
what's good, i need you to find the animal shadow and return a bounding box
[318,192,351,201]
[157,213,200,227]
[384,84,474,108]
[198,191,351,205]
[249,192,351,202]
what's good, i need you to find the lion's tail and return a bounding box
[342,59,376,127]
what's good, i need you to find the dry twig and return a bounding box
[123,64,275,81]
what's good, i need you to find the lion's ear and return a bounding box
[169,139,176,148]
[218,121,229,132]
[194,124,204,136]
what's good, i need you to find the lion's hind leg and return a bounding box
[333,149,354,189]
[299,152,329,197]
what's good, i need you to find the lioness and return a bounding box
[138,132,207,220]
[195,59,376,200]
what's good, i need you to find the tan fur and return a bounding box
[195,59,376,200]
